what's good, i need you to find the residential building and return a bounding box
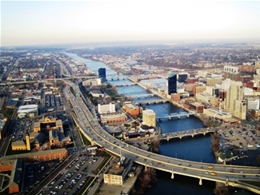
[142,109,156,127]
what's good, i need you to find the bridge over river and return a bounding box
[135,98,170,104]
[66,80,260,194]
[159,128,215,141]
[157,111,196,120]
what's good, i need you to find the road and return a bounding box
[63,80,260,194]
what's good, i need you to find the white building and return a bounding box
[244,87,254,96]
[82,78,101,86]
[197,70,208,78]
[98,103,115,114]
[247,99,260,110]
[17,104,38,118]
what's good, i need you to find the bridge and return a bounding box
[65,80,260,194]
[112,82,137,87]
[130,93,156,98]
[106,75,126,81]
[159,128,215,141]
[135,99,170,104]
[157,111,196,120]
[0,76,98,86]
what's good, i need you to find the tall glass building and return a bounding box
[168,73,177,95]
[98,68,106,83]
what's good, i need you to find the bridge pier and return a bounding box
[199,177,202,185]
[171,172,174,179]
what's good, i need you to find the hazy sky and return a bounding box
[1,1,260,47]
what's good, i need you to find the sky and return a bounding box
[1,0,260,47]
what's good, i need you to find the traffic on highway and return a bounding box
[64,81,260,193]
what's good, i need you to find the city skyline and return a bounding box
[1,0,260,47]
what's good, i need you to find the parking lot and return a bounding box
[38,151,106,195]
[11,120,33,142]
[219,124,260,150]
[23,160,61,193]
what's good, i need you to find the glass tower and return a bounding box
[98,68,106,83]
[168,73,177,95]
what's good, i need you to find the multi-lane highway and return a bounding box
[64,81,260,194]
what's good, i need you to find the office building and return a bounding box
[98,103,115,114]
[168,73,177,95]
[224,81,246,120]
[98,68,106,83]
[122,102,140,117]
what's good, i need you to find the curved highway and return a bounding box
[64,81,260,194]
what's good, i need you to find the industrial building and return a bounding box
[17,104,38,119]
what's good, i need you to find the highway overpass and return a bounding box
[64,81,260,194]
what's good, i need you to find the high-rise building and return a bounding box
[224,81,246,120]
[168,73,177,95]
[142,109,156,127]
[98,68,106,83]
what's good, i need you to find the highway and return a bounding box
[64,81,260,194]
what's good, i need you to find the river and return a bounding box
[64,52,217,195]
